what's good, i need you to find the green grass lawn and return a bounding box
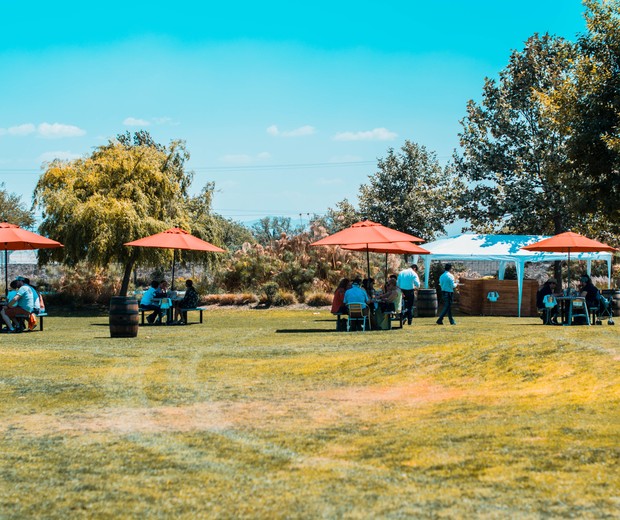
[0,308,618,519]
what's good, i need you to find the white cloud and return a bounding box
[256,152,272,160]
[39,150,81,162]
[332,127,397,141]
[0,123,36,136]
[267,124,316,137]
[123,117,151,126]
[38,122,86,138]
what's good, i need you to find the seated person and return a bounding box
[172,279,200,324]
[331,278,350,315]
[155,280,169,298]
[6,280,18,302]
[17,276,43,316]
[375,278,402,330]
[362,278,376,299]
[140,280,163,324]
[343,278,369,315]
[536,279,559,324]
[578,274,600,310]
[1,279,34,332]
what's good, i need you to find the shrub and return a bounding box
[261,282,280,306]
[305,292,332,307]
[236,293,258,305]
[202,293,259,306]
[274,290,297,306]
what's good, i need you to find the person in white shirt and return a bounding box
[437,263,456,325]
[397,263,420,325]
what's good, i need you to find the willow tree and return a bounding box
[34,131,194,295]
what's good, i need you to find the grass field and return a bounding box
[0,308,618,519]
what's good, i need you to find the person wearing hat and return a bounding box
[397,263,420,325]
[1,279,34,332]
[536,278,559,324]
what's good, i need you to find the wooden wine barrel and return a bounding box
[109,296,139,338]
[601,289,620,317]
[416,289,438,317]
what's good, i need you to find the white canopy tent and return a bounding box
[417,234,614,317]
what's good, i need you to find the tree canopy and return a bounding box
[359,140,462,240]
[455,33,581,235]
[544,0,620,230]
[0,183,34,228]
[33,131,216,295]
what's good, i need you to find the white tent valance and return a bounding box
[418,234,614,317]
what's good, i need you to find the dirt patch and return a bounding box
[3,382,463,437]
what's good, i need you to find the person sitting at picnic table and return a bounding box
[362,278,376,299]
[1,279,34,333]
[331,278,350,315]
[172,279,200,325]
[17,276,43,316]
[343,278,369,315]
[155,280,169,298]
[578,274,600,310]
[374,277,402,330]
[140,280,163,324]
[6,280,18,302]
[536,278,559,324]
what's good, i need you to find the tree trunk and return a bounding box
[119,252,138,296]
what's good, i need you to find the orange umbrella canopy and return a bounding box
[0,222,64,296]
[342,241,430,255]
[311,220,424,246]
[124,228,226,252]
[0,222,64,250]
[521,231,617,253]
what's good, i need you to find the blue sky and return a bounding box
[1,1,587,226]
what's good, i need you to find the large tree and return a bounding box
[455,34,580,235]
[34,130,202,295]
[545,0,620,232]
[358,140,462,240]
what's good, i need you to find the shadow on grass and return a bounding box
[276,329,339,334]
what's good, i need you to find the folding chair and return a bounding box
[347,303,368,331]
[541,294,558,325]
[592,293,615,325]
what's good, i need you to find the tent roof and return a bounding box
[422,234,613,262]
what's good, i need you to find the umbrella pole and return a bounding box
[567,249,571,294]
[385,253,388,282]
[4,250,7,297]
[366,246,371,280]
[171,249,176,291]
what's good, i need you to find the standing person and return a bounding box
[397,263,420,325]
[1,279,34,332]
[172,279,200,324]
[140,280,162,324]
[436,263,456,325]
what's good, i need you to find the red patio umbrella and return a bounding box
[124,228,226,290]
[521,231,618,290]
[311,220,425,277]
[342,241,431,281]
[0,222,64,296]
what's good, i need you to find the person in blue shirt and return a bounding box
[343,278,369,311]
[437,263,456,325]
[1,279,34,332]
[397,263,420,325]
[140,280,163,324]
